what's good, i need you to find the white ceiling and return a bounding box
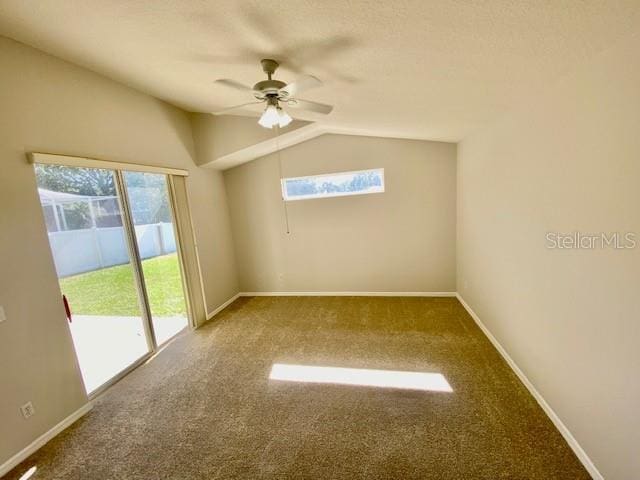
[1,1,639,141]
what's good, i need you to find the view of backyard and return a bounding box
[60,253,186,317]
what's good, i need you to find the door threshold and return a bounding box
[87,352,154,401]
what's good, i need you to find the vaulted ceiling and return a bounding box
[1,1,639,141]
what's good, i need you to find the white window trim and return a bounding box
[29,152,189,177]
[281,168,385,202]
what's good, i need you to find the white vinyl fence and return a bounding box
[49,223,177,278]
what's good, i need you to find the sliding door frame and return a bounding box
[115,171,159,352]
[30,152,196,398]
[29,152,188,176]
[167,176,197,330]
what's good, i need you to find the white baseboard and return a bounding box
[239,291,457,297]
[0,402,93,477]
[206,292,241,320]
[455,294,603,480]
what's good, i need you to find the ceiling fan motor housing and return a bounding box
[253,79,287,99]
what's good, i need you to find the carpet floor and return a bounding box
[5,296,590,479]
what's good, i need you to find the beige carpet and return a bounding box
[5,297,590,479]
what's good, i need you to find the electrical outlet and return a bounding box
[20,401,35,419]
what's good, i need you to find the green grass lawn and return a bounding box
[60,253,187,317]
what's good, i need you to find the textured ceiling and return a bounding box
[1,1,639,141]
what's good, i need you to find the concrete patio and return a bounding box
[69,314,187,393]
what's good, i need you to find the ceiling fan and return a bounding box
[213,59,334,129]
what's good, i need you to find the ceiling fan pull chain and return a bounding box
[276,125,291,235]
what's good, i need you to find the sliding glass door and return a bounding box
[122,172,188,346]
[35,164,189,395]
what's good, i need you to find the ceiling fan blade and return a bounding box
[279,75,323,98]
[214,79,255,93]
[212,101,264,116]
[287,98,333,115]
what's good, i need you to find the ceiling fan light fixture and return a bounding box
[277,107,292,128]
[258,104,280,128]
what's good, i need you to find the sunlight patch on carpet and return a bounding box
[269,363,453,392]
[18,466,37,480]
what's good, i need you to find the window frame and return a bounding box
[281,167,385,202]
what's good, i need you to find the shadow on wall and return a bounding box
[155,101,197,164]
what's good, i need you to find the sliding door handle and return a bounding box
[62,294,73,323]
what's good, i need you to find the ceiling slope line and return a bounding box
[201,123,448,170]
[203,123,323,170]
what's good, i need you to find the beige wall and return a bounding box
[181,169,239,315]
[224,134,456,293]
[457,34,640,480]
[0,36,238,466]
